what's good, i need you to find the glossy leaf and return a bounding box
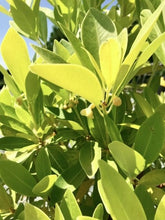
[138,169,165,187]
[59,23,95,72]
[39,11,47,43]
[31,45,66,63]
[109,141,146,178]
[0,137,34,150]
[99,38,121,90]
[98,160,147,220]
[0,65,20,98]
[0,115,33,135]
[79,141,101,178]
[0,160,36,196]
[82,8,117,63]
[24,203,50,220]
[0,184,14,213]
[54,204,65,220]
[30,64,104,106]
[32,175,57,196]
[47,144,68,173]
[140,9,165,65]
[135,32,165,70]
[104,115,123,142]
[118,28,128,61]
[9,0,37,39]
[54,162,86,192]
[135,185,155,220]
[60,189,82,220]
[35,148,51,180]
[114,0,165,94]
[54,39,70,61]
[134,113,164,164]
[133,93,154,117]
[1,28,30,92]
[154,195,165,220]
[92,203,104,220]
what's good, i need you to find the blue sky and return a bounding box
[0,0,117,68]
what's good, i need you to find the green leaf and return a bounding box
[31,45,66,63]
[35,148,51,180]
[39,11,47,43]
[104,115,123,142]
[118,28,128,61]
[154,195,165,220]
[24,203,50,220]
[25,72,40,102]
[60,189,82,220]
[0,160,36,196]
[30,64,104,106]
[135,32,165,70]
[99,38,121,91]
[32,175,57,196]
[1,28,30,92]
[47,144,68,173]
[140,9,165,65]
[0,65,21,98]
[0,115,33,135]
[55,162,86,192]
[138,169,165,187]
[92,203,104,220]
[9,0,37,39]
[109,141,146,179]
[59,23,95,72]
[98,160,147,220]
[82,8,117,64]
[0,137,34,150]
[114,0,165,94]
[134,112,165,164]
[133,93,154,117]
[54,203,65,220]
[0,184,14,213]
[53,40,70,61]
[135,185,155,220]
[79,141,101,178]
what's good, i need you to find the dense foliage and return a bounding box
[0,0,165,219]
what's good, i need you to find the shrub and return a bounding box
[0,0,165,219]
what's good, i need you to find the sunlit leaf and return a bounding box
[79,141,101,178]
[82,8,117,63]
[54,204,65,220]
[24,203,50,220]
[0,137,34,150]
[109,141,146,178]
[30,64,104,106]
[1,28,30,92]
[60,189,82,220]
[98,160,147,220]
[154,195,165,220]
[32,175,57,196]
[99,38,121,91]
[134,112,164,164]
[0,160,36,196]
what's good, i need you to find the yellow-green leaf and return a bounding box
[24,203,50,220]
[32,175,57,196]
[30,64,104,106]
[154,195,165,220]
[99,38,121,91]
[1,28,30,92]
